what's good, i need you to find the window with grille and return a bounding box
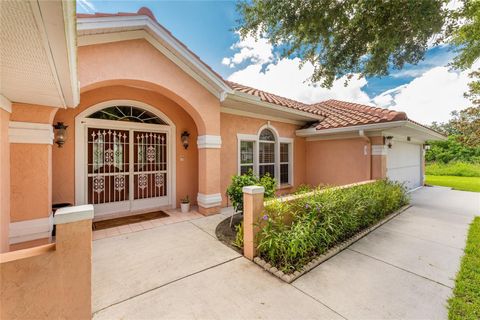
[237,127,292,186]
[280,143,290,184]
[240,141,254,175]
[259,129,276,178]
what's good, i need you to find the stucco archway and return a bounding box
[52,84,200,213]
[74,99,177,216]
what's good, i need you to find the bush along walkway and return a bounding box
[251,180,409,282]
[254,204,410,283]
[448,217,480,320]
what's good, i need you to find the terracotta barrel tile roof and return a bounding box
[226,81,409,130]
[226,81,323,115]
[310,100,408,130]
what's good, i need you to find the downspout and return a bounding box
[358,130,372,180]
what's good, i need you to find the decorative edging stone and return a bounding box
[253,204,412,283]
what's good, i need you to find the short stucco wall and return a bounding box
[220,113,306,206]
[306,138,371,186]
[0,206,93,320]
[52,85,199,208]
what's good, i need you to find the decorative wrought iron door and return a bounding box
[87,127,168,213]
[87,128,129,206]
[133,131,167,200]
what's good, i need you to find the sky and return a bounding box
[77,0,477,125]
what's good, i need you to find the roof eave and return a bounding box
[223,92,324,122]
[296,120,447,141]
[296,121,408,137]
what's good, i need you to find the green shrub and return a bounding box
[226,170,276,213]
[257,180,409,273]
[426,162,480,177]
[426,136,480,164]
[293,184,314,194]
[232,222,244,249]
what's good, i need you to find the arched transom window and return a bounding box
[238,126,293,186]
[88,106,168,125]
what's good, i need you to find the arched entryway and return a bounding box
[74,100,176,217]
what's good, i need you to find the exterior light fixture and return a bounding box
[53,122,68,148]
[181,131,190,149]
[385,136,393,149]
[423,143,431,150]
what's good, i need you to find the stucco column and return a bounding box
[9,104,58,245]
[197,135,222,215]
[243,186,264,260]
[371,137,387,180]
[0,96,11,252]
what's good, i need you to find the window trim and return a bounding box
[237,124,294,187]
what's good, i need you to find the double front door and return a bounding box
[87,126,169,215]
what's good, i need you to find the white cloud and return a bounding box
[224,36,371,104]
[222,33,274,68]
[77,0,96,13]
[223,33,476,126]
[373,62,479,125]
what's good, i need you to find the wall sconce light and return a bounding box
[423,143,431,150]
[53,122,68,148]
[181,131,190,149]
[385,136,393,149]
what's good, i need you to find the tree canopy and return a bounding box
[237,0,479,89]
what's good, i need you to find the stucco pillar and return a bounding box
[197,135,222,215]
[0,97,11,252]
[371,137,387,180]
[9,104,58,245]
[243,186,264,260]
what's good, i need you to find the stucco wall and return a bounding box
[9,104,57,223]
[52,85,199,208]
[220,113,306,206]
[78,39,221,136]
[306,138,371,186]
[0,108,10,252]
[1,218,92,319]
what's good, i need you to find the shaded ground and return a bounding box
[215,213,243,254]
[93,187,479,319]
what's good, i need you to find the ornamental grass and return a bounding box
[257,180,409,273]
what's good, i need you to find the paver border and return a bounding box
[253,204,412,283]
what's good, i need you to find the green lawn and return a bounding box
[426,175,480,192]
[448,217,480,320]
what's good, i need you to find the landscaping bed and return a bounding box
[448,217,480,320]
[254,204,410,283]
[254,180,409,276]
[215,213,243,254]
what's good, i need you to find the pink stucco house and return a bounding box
[0,4,444,253]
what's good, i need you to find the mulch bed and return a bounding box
[215,213,243,254]
[92,211,169,230]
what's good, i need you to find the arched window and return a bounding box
[238,126,293,186]
[88,106,168,125]
[259,129,276,178]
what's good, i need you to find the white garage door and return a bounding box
[386,141,422,190]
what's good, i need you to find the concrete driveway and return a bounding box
[93,187,479,319]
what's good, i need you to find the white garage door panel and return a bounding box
[387,142,422,190]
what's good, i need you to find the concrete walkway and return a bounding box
[93,187,479,319]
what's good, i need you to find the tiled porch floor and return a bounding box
[92,208,205,240]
